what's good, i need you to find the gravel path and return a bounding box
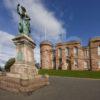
[0,76,100,100]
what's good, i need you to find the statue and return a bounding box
[17,4,31,36]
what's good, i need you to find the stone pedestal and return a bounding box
[10,34,38,79]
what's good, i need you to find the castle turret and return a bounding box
[89,37,100,71]
[40,40,54,69]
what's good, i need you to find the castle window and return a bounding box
[98,61,100,68]
[86,50,89,57]
[66,47,69,56]
[84,50,89,57]
[84,61,88,69]
[74,47,78,56]
[58,48,62,58]
[74,59,78,67]
[97,46,100,56]
[59,58,62,69]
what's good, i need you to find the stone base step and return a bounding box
[0,75,49,93]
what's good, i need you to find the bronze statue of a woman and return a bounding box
[17,4,31,36]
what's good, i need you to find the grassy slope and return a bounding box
[39,69,100,79]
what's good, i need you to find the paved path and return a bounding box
[0,77,100,100]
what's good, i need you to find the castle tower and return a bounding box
[40,40,54,69]
[89,37,100,71]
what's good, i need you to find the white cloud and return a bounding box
[3,0,66,42]
[0,31,15,67]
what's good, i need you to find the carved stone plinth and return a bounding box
[10,34,38,79]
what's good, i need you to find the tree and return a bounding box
[5,58,15,72]
[0,67,2,71]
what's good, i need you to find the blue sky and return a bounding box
[0,0,100,45]
[0,0,100,66]
[44,0,100,44]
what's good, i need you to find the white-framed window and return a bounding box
[74,47,78,56]
[66,47,69,56]
[98,61,100,68]
[84,61,88,69]
[97,46,100,56]
[58,48,62,57]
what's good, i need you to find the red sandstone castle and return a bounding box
[40,37,100,71]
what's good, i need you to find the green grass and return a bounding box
[39,69,100,79]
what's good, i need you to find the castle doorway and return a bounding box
[66,59,71,70]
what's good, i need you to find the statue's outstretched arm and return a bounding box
[26,15,31,20]
[17,4,21,15]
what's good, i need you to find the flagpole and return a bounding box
[44,25,46,40]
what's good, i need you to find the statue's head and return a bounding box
[21,6,26,12]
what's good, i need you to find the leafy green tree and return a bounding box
[5,58,15,72]
[0,67,2,71]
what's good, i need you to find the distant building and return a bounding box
[40,37,100,71]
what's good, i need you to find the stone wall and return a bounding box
[56,41,85,70]
[40,37,100,71]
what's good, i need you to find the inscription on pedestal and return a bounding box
[17,49,24,61]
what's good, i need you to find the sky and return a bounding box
[0,0,100,66]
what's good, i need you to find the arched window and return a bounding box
[66,47,69,56]
[58,48,62,57]
[98,46,100,56]
[74,47,78,56]
[84,50,89,57]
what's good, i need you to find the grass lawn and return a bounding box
[39,69,100,79]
